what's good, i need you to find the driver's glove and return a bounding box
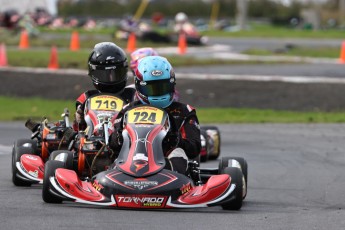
[109,131,123,152]
[63,127,77,142]
[163,131,181,153]
[75,105,84,124]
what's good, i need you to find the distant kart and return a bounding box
[42,105,248,210]
[115,22,207,46]
[200,126,221,162]
[12,94,124,186]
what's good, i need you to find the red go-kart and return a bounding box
[42,105,247,210]
[12,94,124,186]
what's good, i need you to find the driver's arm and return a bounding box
[178,114,201,159]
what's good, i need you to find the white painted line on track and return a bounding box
[0,145,11,155]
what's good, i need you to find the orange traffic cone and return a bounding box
[48,46,59,70]
[339,41,345,64]
[0,43,8,67]
[178,33,187,55]
[19,30,29,49]
[70,31,80,51]
[127,33,136,53]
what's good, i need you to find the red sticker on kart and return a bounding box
[90,95,124,111]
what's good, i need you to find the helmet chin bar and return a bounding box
[92,80,127,94]
[147,94,173,109]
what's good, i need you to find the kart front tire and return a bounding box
[49,150,74,170]
[12,139,38,186]
[219,156,248,199]
[42,160,65,203]
[219,156,248,184]
[14,139,38,154]
[12,146,33,186]
[221,167,243,210]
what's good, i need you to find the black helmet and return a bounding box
[88,42,128,94]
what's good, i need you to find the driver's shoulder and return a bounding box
[167,102,196,115]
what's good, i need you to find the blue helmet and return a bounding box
[135,56,176,108]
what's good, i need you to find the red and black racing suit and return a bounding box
[109,100,201,174]
[73,87,136,131]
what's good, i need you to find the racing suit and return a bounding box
[108,100,201,175]
[73,87,136,131]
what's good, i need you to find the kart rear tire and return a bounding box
[221,167,243,210]
[42,160,65,203]
[201,126,221,160]
[219,157,248,199]
[49,150,74,170]
[12,139,38,186]
[200,129,209,162]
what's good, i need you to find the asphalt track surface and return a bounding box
[1,122,345,230]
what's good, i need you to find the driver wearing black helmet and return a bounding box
[73,42,135,131]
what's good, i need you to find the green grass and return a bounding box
[6,49,272,69]
[244,46,340,58]
[0,97,75,121]
[197,107,345,123]
[202,23,345,39]
[2,96,345,123]
[7,49,90,69]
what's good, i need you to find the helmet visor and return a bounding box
[137,79,174,97]
[91,68,127,84]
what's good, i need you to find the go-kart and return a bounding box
[12,109,71,186]
[42,105,247,210]
[12,94,124,186]
[115,19,207,46]
[200,126,221,162]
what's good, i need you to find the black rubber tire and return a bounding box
[221,167,243,210]
[12,139,38,186]
[48,150,74,170]
[219,156,248,199]
[14,139,38,155]
[200,126,221,160]
[42,160,65,203]
[219,156,248,184]
[12,146,33,186]
[200,129,209,162]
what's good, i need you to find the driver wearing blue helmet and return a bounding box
[109,56,201,175]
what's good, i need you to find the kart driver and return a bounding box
[109,56,201,175]
[130,47,180,102]
[130,47,159,75]
[174,12,196,35]
[73,42,136,131]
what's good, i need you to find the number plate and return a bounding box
[127,106,165,125]
[90,95,124,112]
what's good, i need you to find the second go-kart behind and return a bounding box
[12,94,125,186]
[12,108,72,186]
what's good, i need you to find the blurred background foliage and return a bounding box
[57,0,344,28]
